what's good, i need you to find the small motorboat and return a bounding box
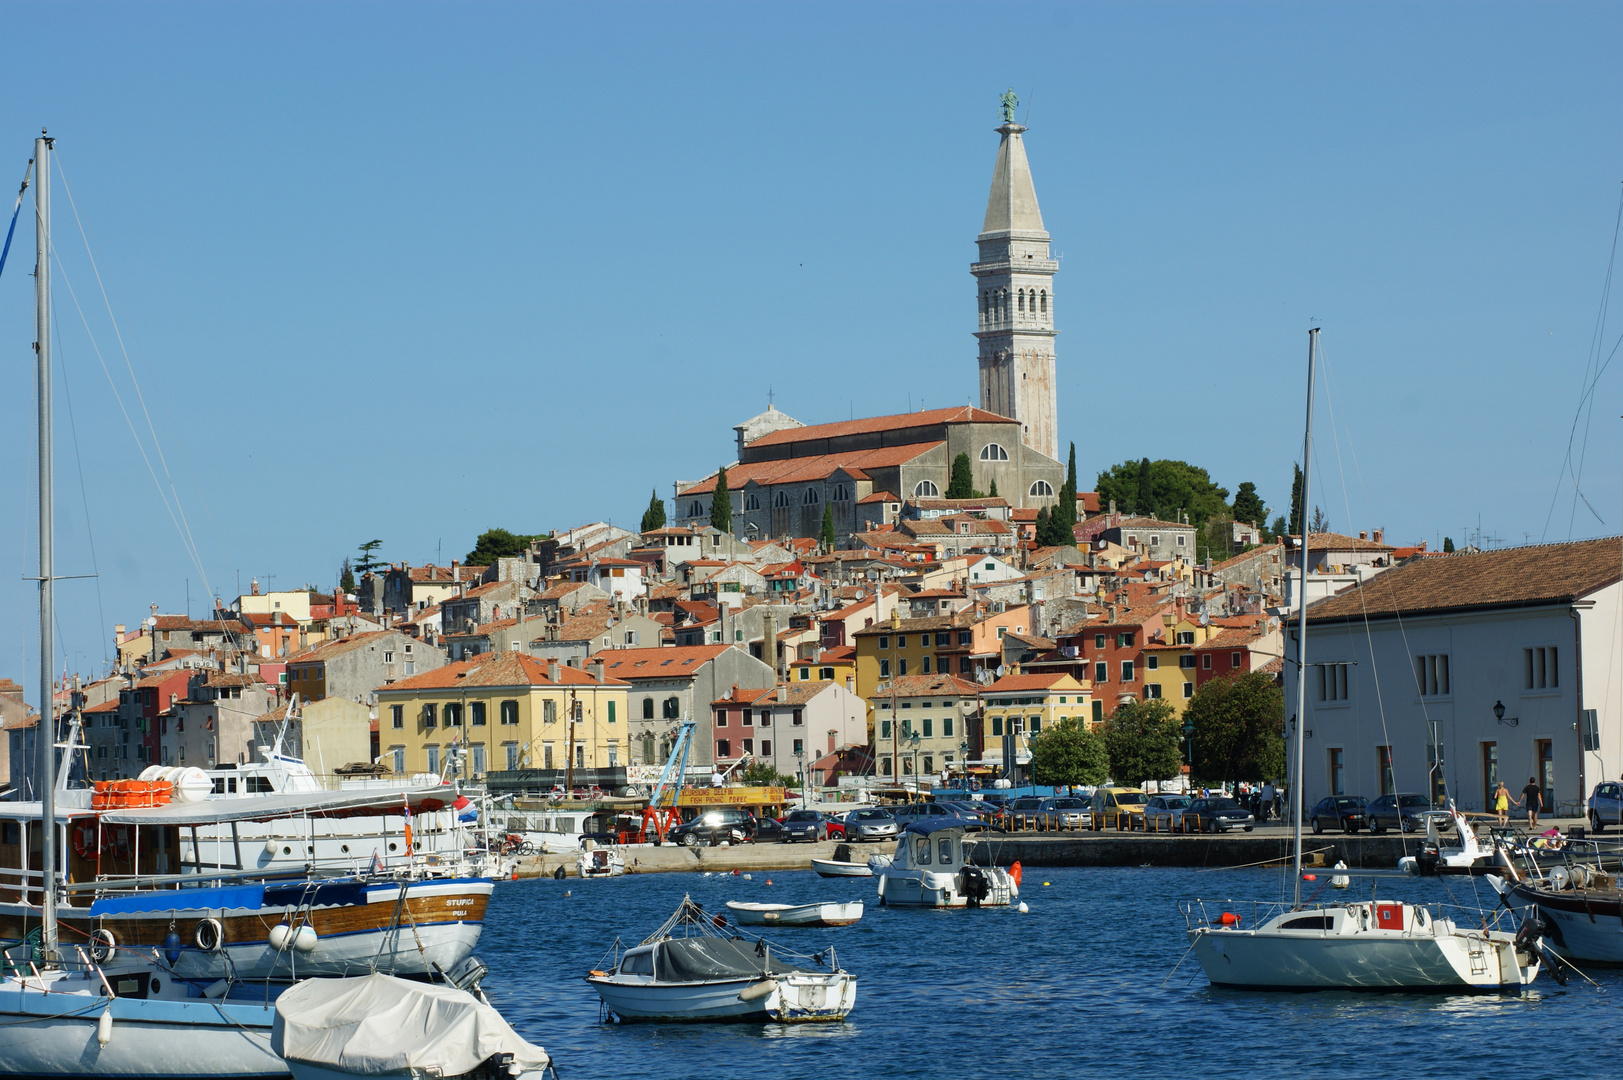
[585,898,857,1023]
[811,858,871,878]
[1398,803,1488,874]
[272,971,553,1080]
[578,846,625,878]
[725,901,863,928]
[874,819,1019,908]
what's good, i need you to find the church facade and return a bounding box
[674,106,1065,546]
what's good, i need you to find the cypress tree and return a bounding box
[640,488,667,533]
[987,478,998,498]
[820,505,836,551]
[1289,464,1305,536]
[946,452,975,499]
[1057,442,1078,528]
[710,468,732,534]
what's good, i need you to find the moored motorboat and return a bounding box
[1490,860,1623,965]
[577,846,625,878]
[585,898,856,1023]
[724,901,863,927]
[874,819,1018,908]
[272,972,552,1080]
[810,858,871,878]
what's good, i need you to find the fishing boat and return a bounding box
[577,845,624,878]
[724,901,863,927]
[585,898,856,1023]
[1183,328,1544,993]
[0,130,293,1079]
[810,858,871,878]
[272,973,553,1080]
[873,819,1019,908]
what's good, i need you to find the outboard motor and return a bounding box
[1415,840,1441,876]
[961,866,991,908]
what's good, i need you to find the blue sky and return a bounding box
[1,2,1621,691]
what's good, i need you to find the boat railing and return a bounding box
[1180,897,1521,934]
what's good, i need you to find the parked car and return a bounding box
[1036,796,1091,830]
[754,816,788,843]
[668,809,757,847]
[1589,781,1623,833]
[1091,787,1149,829]
[782,808,828,843]
[1001,796,1049,829]
[1309,795,1368,834]
[1144,794,1191,831]
[821,813,847,840]
[842,808,900,842]
[1186,797,1255,833]
[1365,793,1434,834]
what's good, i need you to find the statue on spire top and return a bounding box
[999,88,1019,124]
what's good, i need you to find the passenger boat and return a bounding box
[810,858,871,878]
[873,819,1019,908]
[585,898,856,1023]
[273,972,552,1080]
[724,901,863,927]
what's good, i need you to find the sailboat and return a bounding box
[0,132,289,1078]
[1182,329,1543,992]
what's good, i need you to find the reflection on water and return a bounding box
[474,864,1616,1079]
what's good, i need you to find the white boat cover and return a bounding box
[272,973,549,1076]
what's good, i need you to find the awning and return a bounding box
[99,784,457,827]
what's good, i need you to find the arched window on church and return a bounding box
[914,480,939,498]
[1040,290,1048,314]
[1018,289,1025,313]
[980,443,1009,461]
[744,493,761,511]
[803,488,820,505]
[832,484,849,501]
[1030,480,1054,497]
[689,501,703,517]
[773,490,790,508]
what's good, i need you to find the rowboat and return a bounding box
[725,901,863,927]
[810,859,871,878]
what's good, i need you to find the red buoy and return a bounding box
[1302,873,1317,881]
[1218,911,1241,926]
[1009,861,1023,888]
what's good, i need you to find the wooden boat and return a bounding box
[810,858,871,878]
[725,901,863,928]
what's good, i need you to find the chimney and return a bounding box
[1359,530,1368,541]
[547,658,561,683]
[776,684,787,704]
[588,657,605,683]
[452,559,460,582]
[1373,528,1383,544]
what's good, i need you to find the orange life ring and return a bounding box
[71,821,98,861]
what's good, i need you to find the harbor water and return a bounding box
[478,863,1615,1077]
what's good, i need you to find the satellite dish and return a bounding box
[995,665,1006,677]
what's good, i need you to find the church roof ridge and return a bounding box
[981,122,1046,237]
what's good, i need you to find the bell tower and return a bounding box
[974,92,1058,461]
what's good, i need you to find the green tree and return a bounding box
[1289,463,1305,535]
[1443,536,1455,553]
[1270,515,1287,539]
[1056,442,1078,529]
[465,528,536,566]
[987,478,998,498]
[1102,698,1184,788]
[739,761,797,788]
[1035,506,1070,547]
[1029,717,1110,787]
[640,489,667,533]
[819,504,836,551]
[1186,671,1286,785]
[710,467,732,534]
[338,558,355,593]
[1232,481,1266,526]
[1094,459,1232,528]
[355,539,386,576]
[947,452,975,499]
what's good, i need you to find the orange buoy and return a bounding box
[1302,873,1317,881]
[1218,911,1241,926]
[1009,861,1022,888]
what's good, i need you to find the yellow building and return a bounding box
[1138,613,1225,716]
[789,646,857,688]
[851,607,1032,733]
[981,673,1094,771]
[871,674,979,780]
[375,652,628,779]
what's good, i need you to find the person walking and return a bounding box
[1516,777,1542,828]
[1261,781,1276,822]
[1493,781,1511,827]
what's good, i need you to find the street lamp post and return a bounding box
[795,746,806,808]
[908,731,921,794]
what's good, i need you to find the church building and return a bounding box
[676,101,1065,545]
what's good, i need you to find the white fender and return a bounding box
[738,978,777,1002]
[96,1006,113,1047]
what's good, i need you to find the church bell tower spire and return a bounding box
[974,90,1059,461]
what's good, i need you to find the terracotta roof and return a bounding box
[204,672,265,688]
[875,674,980,697]
[911,497,1012,511]
[1112,517,1193,531]
[859,491,900,505]
[1287,531,1396,553]
[380,651,623,692]
[745,406,1014,448]
[852,614,979,636]
[1194,628,1261,650]
[985,672,1086,693]
[678,443,946,497]
[407,564,489,583]
[712,682,839,707]
[792,645,857,666]
[1301,537,1623,624]
[1211,543,1283,572]
[598,645,739,679]
[1078,492,1101,514]
[285,631,395,664]
[154,616,243,633]
[1003,632,1056,650]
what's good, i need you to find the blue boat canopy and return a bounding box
[902,816,982,837]
[90,884,268,917]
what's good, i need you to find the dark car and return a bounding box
[782,808,828,843]
[939,800,993,822]
[1309,795,1369,834]
[1186,797,1255,833]
[1365,793,1433,834]
[1589,781,1623,833]
[754,817,788,843]
[842,808,900,842]
[668,809,757,847]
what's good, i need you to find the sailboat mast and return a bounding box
[1292,326,1318,910]
[33,129,57,963]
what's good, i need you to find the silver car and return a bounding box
[1144,794,1191,830]
[842,808,899,842]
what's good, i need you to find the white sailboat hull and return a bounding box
[0,985,285,1078]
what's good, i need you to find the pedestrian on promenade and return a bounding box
[1493,781,1511,826]
[1518,777,1542,828]
[1261,781,1276,821]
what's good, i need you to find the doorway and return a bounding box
[1536,739,1554,812]
[1481,742,1497,810]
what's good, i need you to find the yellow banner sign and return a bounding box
[677,786,786,806]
